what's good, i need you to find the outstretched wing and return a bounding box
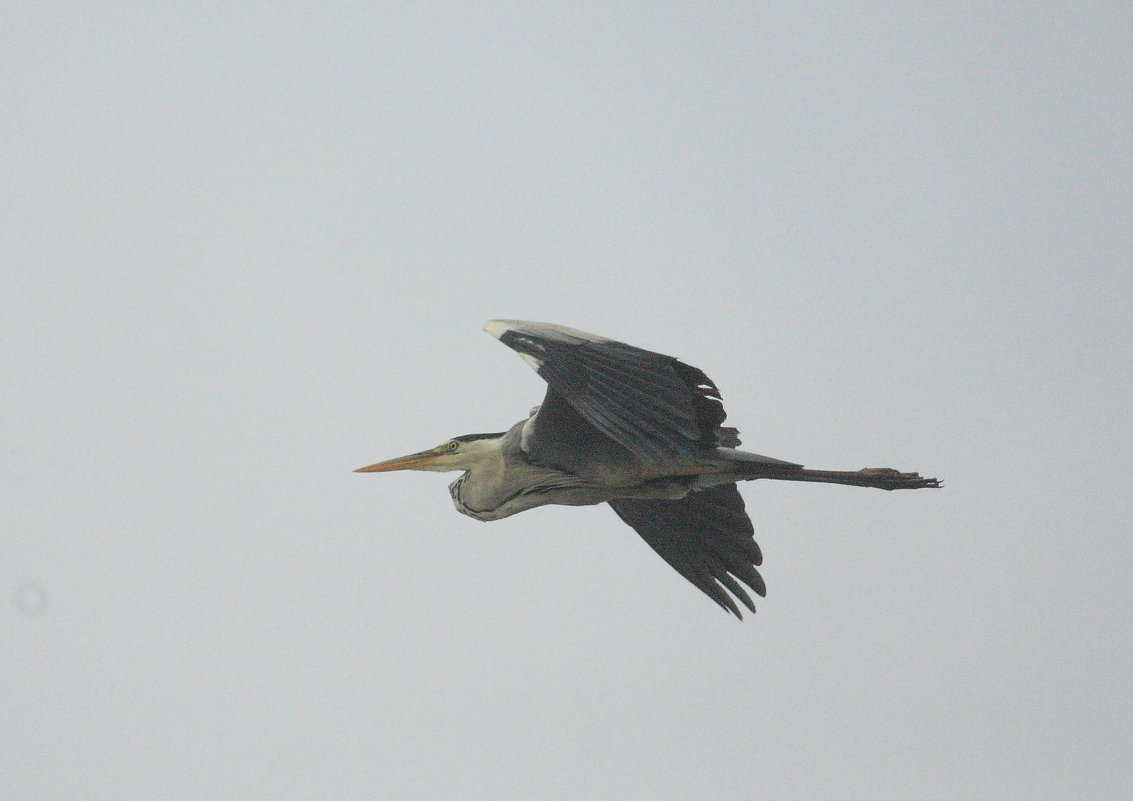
[609,484,765,618]
[484,320,739,473]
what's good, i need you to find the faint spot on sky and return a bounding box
[13,582,49,616]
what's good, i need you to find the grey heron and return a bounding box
[356,320,940,618]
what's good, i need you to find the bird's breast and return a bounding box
[448,472,527,521]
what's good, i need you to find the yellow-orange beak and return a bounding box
[354,448,443,473]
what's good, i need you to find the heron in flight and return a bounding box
[356,320,939,617]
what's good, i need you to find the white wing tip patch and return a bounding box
[483,319,610,345]
[482,319,513,339]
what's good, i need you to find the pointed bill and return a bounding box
[354,449,443,473]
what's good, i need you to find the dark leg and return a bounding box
[766,467,941,491]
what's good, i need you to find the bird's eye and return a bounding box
[447,441,460,451]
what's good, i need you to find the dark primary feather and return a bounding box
[609,484,765,618]
[496,327,738,471]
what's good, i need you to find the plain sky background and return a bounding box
[3,3,1131,799]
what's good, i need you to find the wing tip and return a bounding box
[483,319,512,340]
[483,319,610,345]
[485,320,547,370]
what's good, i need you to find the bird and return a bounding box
[356,320,940,618]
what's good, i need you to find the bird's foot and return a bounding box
[858,468,942,490]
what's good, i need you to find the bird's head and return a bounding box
[354,432,505,474]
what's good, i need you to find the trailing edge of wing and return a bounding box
[609,484,765,618]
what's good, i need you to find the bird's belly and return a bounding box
[450,478,690,522]
[451,485,601,522]
[454,503,515,522]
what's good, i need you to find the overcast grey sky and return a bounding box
[3,3,1131,799]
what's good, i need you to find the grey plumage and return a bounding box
[356,320,940,618]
